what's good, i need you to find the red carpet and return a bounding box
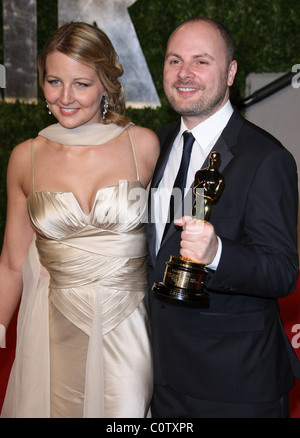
[1,283,300,417]
[0,307,18,411]
[278,275,300,418]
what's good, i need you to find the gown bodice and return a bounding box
[27,180,147,238]
[26,181,148,336]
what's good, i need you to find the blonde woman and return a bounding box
[0,22,159,418]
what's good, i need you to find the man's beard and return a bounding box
[166,82,228,120]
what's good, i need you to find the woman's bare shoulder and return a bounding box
[129,124,158,139]
[9,135,46,164]
[128,124,160,154]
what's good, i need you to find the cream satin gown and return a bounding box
[1,123,153,418]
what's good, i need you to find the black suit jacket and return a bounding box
[147,109,300,403]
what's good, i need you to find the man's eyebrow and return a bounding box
[165,52,214,61]
[165,52,181,60]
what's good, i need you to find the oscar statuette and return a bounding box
[152,152,224,305]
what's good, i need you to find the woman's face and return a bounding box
[43,51,106,128]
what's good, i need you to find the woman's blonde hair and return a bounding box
[38,22,130,126]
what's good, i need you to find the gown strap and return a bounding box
[31,139,35,192]
[127,126,140,181]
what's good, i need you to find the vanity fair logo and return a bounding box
[2,0,159,106]
[0,64,5,88]
[0,324,6,348]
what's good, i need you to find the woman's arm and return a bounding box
[0,141,34,329]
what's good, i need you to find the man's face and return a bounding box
[163,21,237,129]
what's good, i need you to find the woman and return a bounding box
[0,22,159,418]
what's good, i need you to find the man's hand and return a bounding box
[174,216,218,265]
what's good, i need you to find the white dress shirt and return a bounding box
[153,101,234,268]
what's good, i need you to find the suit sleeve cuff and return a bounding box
[206,236,222,271]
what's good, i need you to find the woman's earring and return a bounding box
[45,100,51,115]
[102,95,109,120]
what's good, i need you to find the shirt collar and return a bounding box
[177,100,234,150]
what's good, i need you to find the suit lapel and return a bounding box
[161,126,235,247]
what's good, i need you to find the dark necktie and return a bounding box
[163,131,195,239]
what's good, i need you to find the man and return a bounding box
[147,17,300,418]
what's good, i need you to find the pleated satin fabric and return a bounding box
[1,124,153,418]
